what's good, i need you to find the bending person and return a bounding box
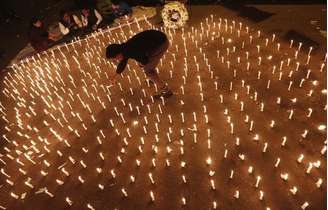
[106,29,173,99]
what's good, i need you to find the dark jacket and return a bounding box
[116,30,168,74]
[28,26,50,52]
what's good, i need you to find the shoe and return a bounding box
[153,89,173,100]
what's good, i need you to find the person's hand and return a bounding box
[109,74,118,85]
[92,24,97,30]
[48,32,58,41]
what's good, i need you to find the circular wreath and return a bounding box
[161,1,189,29]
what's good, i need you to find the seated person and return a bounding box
[111,1,132,18]
[58,10,82,36]
[81,8,103,30]
[28,17,57,52]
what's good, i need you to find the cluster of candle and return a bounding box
[0,12,325,210]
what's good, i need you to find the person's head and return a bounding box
[60,10,71,22]
[31,16,42,27]
[111,3,120,10]
[106,44,124,61]
[82,8,90,16]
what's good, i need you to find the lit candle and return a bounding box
[297,154,304,163]
[275,158,281,168]
[301,202,309,210]
[150,191,155,202]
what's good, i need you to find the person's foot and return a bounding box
[153,88,173,99]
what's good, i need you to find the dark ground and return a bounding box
[0,1,326,71]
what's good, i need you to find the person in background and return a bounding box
[28,17,57,52]
[81,8,103,31]
[111,1,132,18]
[58,10,82,36]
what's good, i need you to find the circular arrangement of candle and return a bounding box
[0,14,326,210]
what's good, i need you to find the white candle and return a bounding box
[281,137,287,147]
[259,191,264,200]
[234,190,239,199]
[121,188,128,197]
[150,191,155,202]
[210,179,216,190]
[297,154,304,163]
[301,202,309,210]
[275,158,281,168]
[263,143,268,153]
[306,163,313,174]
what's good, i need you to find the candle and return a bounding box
[263,143,268,152]
[181,86,185,95]
[181,197,186,205]
[249,121,254,131]
[288,110,294,119]
[210,179,216,190]
[281,137,287,147]
[206,157,212,166]
[275,158,281,168]
[248,166,253,174]
[297,154,304,163]
[213,201,217,209]
[316,178,323,188]
[306,163,313,174]
[301,202,309,210]
[267,80,271,89]
[150,191,155,202]
[230,170,234,179]
[149,173,155,184]
[259,191,264,200]
[234,190,239,199]
[280,173,288,181]
[121,188,128,197]
[260,103,264,112]
[193,112,197,122]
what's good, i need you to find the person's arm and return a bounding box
[72,15,82,28]
[116,58,128,74]
[94,9,103,26]
[59,22,69,35]
[81,15,88,27]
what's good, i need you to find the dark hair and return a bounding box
[106,44,123,58]
[30,16,41,26]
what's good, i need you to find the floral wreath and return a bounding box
[161,1,189,29]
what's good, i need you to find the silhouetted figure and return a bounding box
[106,30,173,99]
